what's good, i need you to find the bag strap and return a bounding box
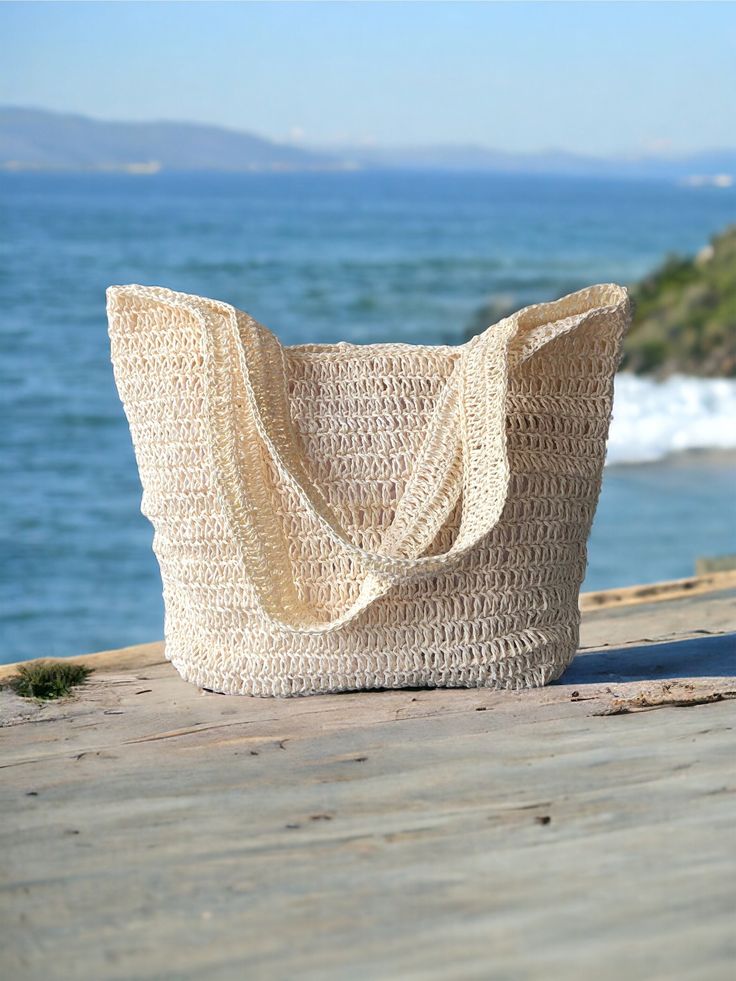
[127,284,630,634]
[189,293,516,633]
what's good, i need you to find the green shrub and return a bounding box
[6,660,93,700]
[633,338,668,373]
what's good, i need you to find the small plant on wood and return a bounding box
[6,661,93,700]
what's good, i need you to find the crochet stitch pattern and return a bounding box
[107,283,632,696]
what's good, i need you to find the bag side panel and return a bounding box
[107,289,263,683]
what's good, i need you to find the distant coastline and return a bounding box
[2,159,164,175]
[3,105,736,181]
[1,158,360,175]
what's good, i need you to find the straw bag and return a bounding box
[107,282,631,696]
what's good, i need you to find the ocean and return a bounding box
[1,170,735,664]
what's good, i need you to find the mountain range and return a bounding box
[2,106,735,181]
[0,107,341,173]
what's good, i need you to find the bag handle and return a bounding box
[128,284,630,634]
[193,292,515,633]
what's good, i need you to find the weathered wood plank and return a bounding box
[580,567,736,611]
[1,586,734,980]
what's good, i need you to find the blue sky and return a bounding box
[2,1,735,156]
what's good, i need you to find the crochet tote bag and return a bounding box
[108,282,631,696]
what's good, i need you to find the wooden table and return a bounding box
[1,577,735,980]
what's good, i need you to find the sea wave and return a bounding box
[607,374,736,465]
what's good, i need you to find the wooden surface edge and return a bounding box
[0,640,165,681]
[579,568,736,611]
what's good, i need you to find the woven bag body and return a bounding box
[108,283,631,696]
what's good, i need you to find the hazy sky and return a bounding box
[3,1,735,156]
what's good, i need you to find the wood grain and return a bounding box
[1,586,734,980]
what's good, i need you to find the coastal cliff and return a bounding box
[621,224,736,377]
[467,224,736,378]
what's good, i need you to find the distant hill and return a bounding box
[0,107,351,173]
[621,224,736,377]
[315,141,736,182]
[2,106,736,180]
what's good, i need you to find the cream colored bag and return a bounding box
[108,282,631,696]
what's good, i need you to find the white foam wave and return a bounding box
[607,374,736,465]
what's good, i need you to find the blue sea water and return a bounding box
[1,170,735,663]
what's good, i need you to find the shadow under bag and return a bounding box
[107,283,632,696]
